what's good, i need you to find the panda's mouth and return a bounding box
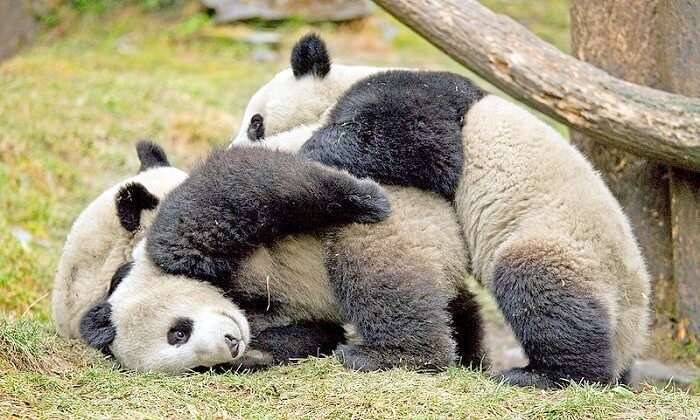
[222,311,249,345]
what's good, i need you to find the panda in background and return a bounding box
[52,141,187,339]
[231,34,651,389]
[80,145,484,374]
[232,36,395,153]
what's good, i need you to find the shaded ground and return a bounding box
[1,1,699,418]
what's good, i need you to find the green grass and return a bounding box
[2,316,699,419]
[1,1,698,418]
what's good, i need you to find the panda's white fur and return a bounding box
[230,35,650,388]
[52,161,186,339]
[459,95,650,381]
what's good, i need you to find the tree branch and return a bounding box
[373,0,700,171]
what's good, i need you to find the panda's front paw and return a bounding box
[230,349,274,372]
[345,179,391,224]
[493,367,561,389]
[334,344,383,372]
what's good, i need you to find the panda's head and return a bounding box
[80,240,250,374]
[52,141,187,339]
[232,33,387,147]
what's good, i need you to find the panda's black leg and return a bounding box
[618,365,635,386]
[448,285,486,369]
[491,242,615,389]
[251,320,346,364]
[326,243,456,371]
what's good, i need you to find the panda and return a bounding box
[233,35,390,152]
[52,141,187,339]
[79,146,484,374]
[56,141,355,372]
[230,34,651,389]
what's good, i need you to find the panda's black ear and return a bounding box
[291,33,331,79]
[115,182,159,233]
[80,302,116,355]
[136,140,170,173]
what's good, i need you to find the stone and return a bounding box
[202,0,371,23]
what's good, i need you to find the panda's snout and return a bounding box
[224,334,241,358]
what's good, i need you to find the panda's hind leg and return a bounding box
[325,236,457,371]
[449,285,486,369]
[491,241,615,389]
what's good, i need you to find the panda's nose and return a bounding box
[224,334,240,357]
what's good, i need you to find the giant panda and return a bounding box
[80,146,484,374]
[52,141,187,339]
[230,34,651,389]
[58,141,358,372]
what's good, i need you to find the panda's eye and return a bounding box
[247,113,265,141]
[167,318,193,346]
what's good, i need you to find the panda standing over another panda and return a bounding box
[232,34,651,389]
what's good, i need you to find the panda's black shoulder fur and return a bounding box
[300,70,485,200]
[146,147,391,289]
[136,140,170,172]
[291,33,331,79]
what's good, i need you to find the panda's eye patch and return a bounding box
[247,113,265,141]
[167,318,193,346]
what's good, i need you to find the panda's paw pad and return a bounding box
[335,344,383,372]
[494,367,561,389]
[346,180,391,224]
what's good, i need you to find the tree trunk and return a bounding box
[658,0,700,340]
[372,0,700,172]
[0,0,36,62]
[570,0,675,320]
[572,0,700,340]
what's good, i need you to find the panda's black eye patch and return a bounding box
[167,317,193,346]
[247,114,265,141]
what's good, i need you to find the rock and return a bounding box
[0,0,37,62]
[632,359,700,387]
[251,47,277,62]
[202,0,372,23]
[245,31,281,46]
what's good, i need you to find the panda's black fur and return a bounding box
[136,140,170,172]
[146,147,391,288]
[301,70,484,200]
[291,33,331,79]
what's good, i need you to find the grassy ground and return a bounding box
[1,1,699,418]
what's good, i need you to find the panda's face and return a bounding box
[233,68,342,147]
[81,244,250,374]
[232,65,387,149]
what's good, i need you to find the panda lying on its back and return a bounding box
[81,146,483,373]
[231,34,651,389]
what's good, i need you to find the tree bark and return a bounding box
[658,0,700,340]
[569,0,675,322]
[372,0,700,171]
